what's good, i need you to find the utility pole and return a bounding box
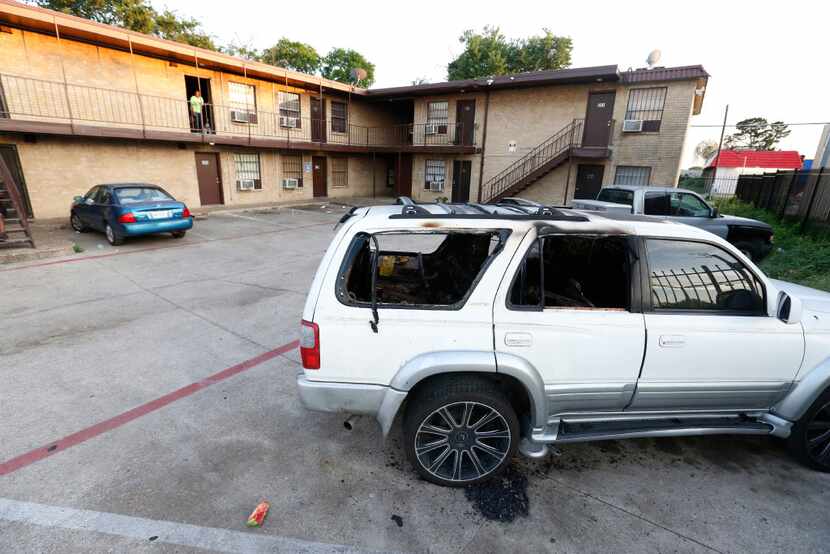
[711,104,729,194]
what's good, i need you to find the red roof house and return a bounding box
[707,150,803,169]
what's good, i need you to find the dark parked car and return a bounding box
[70,183,193,246]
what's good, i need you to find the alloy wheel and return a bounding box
[106,224,115,244]
[414,401,511,483]
[806,400,830,467]
[71,214,82,231]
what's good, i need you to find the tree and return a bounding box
[260,39,321,74]
[695,140,719,163]
[36,0,215,49]
[320,48,375,87]
[447,26,572,80]
[411,76,430,86]
[218,42,261,62]
[724,117,791,150]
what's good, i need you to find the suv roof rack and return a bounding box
[389,198,589,222]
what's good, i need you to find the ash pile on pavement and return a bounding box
[464,466,529,522]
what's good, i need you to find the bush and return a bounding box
[714,198,830,292]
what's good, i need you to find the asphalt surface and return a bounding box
[1,205,828,553]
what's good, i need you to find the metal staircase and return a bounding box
[479,118,611,203]
[0,155,35,249]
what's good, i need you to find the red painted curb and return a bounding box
[0,339,299,476]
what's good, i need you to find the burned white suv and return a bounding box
[297,201,830,487]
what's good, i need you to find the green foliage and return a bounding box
[260,38,321,74]
[724,117,791,151]
[320,48,375,87]
[72,242,84,253]
[36,0,215,49]
[447,26,572,80]
[218,42,261,61]
[713,198,830,292]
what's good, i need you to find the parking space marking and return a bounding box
[0,498,382,553]
[0,340,298,477]
[0,220,334,273]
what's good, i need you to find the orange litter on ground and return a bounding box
[246,501,270,527]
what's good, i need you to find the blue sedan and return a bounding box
[70,183,193,246]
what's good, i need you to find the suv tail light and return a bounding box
[300,320,320,369]
[118,212,137,223]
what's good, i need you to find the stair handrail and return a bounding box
[481,119,584,202]
[0,155,34,247]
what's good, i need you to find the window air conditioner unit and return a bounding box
[230,109,249,123]
[280,116,298,128]
[425,124,439,135]
[238,179,256,191]
[282,178,299,190]
[622,119,643,132]
[429,180,444,192]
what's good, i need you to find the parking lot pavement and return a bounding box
[1,208,828,553]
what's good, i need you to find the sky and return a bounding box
[153,0,830,169]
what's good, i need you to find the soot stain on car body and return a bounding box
[464,466,529,522]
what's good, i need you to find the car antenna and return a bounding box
[369,234,381,333]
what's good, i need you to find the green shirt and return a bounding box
[189,95,204,114]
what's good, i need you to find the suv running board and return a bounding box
[523,413,792,454]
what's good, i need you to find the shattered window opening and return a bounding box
[338,230,507,309]
[510,235,631,311]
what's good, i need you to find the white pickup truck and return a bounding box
[572,186,774,261]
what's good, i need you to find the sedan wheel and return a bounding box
[70,213,86,232]
[414,401,512,483]
[105,223,123,246]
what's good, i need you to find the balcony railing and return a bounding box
[0,73,475,149]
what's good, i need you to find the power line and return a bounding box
[690,121,830,128]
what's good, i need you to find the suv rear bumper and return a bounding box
[296,375,407,437]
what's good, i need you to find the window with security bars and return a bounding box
[278,91,301,128]
[282,154,303,187]
[625,87,667,132]
[332,157,348,187]
[331,101,347,133]
[614,166,651,186]
[426,101,449,134]
[646,239,765,314]
[234,153,262,190]
[425,160,446,191]
[229,82,257,123]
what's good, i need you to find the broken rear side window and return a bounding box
[338,230,507,308]
[510,235,631,310]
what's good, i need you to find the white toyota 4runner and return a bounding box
[297,201,830,487]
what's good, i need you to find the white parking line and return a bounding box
[0,498,388,553]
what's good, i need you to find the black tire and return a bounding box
[171,231,187,239]
[403,375,519,487]
[787,388,830,472]
[70,213,88,232]
[105,223,124,246]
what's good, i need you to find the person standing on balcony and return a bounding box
[189,90,204,132]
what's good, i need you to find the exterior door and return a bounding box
[395,154,412,197]
[195,153,223,205]
[451,160,472,202]
[312,156,327,197]
[311,97,326,143]
[493,233,647,417]
[455,100,476,146]
[582,91,615,148]
[629,238,804,411]
[573,164,605,200]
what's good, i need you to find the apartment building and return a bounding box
[0,0,708,221]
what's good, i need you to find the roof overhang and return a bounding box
[0,0,362,96]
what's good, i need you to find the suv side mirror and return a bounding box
[72,195,83,204]
[710,207,720,218]
[777,292,803,324]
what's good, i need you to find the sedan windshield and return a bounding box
[597,188,635,206]
[115,187,174,204]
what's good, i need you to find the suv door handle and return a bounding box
[505,332,532,347]
[659,335,686,348]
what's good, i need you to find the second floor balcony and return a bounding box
[0,74,477,153]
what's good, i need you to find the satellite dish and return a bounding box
[646,49,662,69]
[350,68,368,83]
